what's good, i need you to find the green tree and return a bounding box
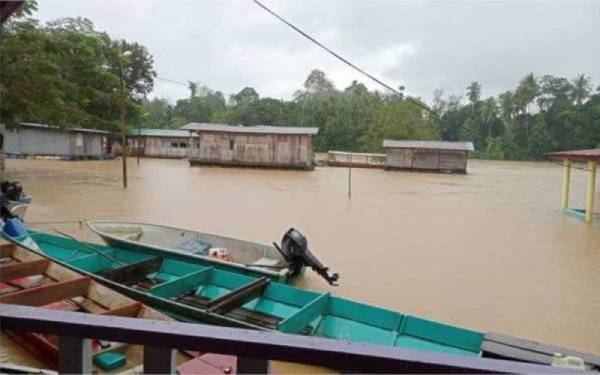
[571,74,592,106]
[0,14,155,131]
[466,81,482,106]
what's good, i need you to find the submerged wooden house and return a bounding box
[4,122,109,159]
[383,140,474,174]
[128,129,190,159]
[181,123,318,170]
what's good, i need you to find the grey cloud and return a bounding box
[36,0,600,103]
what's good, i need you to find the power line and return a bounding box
[251,0,437,116]
[156,76,188,86]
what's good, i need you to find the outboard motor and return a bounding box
[274,228,339,286]
[1,181,23,201]
[0,193,15,222]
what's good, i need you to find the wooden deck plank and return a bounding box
[0,277,91,306]
[0,259,50,281]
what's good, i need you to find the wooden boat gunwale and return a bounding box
[86,220,290,281]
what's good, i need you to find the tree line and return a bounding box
[2,5,599,160]
[145,70,600,159]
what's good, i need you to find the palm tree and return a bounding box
[466,81,482,106]
[515,73,538,136]
[482,97,498,144]
[571,74,591,106]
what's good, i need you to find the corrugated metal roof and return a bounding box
[547,148,600,161]
[20,122,110,134]
[129,128,189,137]
[181,123,319,135]
[383,139,474,151]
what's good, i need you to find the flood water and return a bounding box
[6,158,600,355]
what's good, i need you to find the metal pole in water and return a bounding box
[561,158,571,210]
[348,153,352,199]
[137,121,141,165]
[585,160,597,223]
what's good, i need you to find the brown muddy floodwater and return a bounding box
[6,158,600,355]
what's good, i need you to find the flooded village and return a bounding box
[1,0,600,374]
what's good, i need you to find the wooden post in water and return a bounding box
[585,160,597,223]
[561,158,571,210]
[348,153,352,199]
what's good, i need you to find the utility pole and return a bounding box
[117,43,130,189]
[137,120,141,165]
[137,113,149,165]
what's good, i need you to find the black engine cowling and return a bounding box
[1,181,23,201]
[274,228,339,286]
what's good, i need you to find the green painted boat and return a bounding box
[2,226,485,358]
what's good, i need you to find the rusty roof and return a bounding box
[20,122,110,134]
[181,123,318,135]
[129,128,189,137]
[383,140,474,151]
[547,149,600,162]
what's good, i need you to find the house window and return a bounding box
[171,141,179,148]
[229,139,235,151]
[179,142,188,148]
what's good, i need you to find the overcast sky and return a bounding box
[36,0,600,104]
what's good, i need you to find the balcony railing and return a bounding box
[0,303,578,374]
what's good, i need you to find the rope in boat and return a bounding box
[27,220,85,226]
[52,228,126,266]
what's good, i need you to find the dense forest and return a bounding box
[145,71,600,160]
[2,5,599,160]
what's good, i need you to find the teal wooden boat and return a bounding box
[2,224,484,358]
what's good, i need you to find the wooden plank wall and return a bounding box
[190,132,312,169]
[385,148,468,173]
[439,150,468,172]
[130,136,189,158]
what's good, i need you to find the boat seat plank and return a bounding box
[0,259,50,281]
[278,293,329,334]
[131,279,162,292]
[0,277,91,307]
[207,277,270,315]
[150,268,212,299]
[483,332,600,369]
[177,294,210,309]
[0,244,16,258]
[100,257,162,284]
[99,302,142,317]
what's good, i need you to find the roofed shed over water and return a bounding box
[383,140,474,174]
[129,128,190,159]
[4,122,109,159]
[182,123,318,170]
